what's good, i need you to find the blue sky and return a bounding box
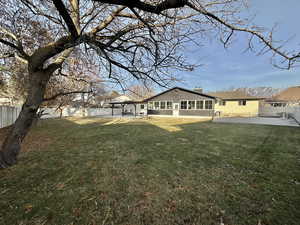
[174,0,300,92]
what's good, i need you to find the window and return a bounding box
[167,101,172,109]
[188,101,195,109]
[238,100,246,106]
[271,103,287,107]
[205,100,213,109]
[140,104,144,109]
[148,102,153,110]
[219,100,226,106]
[154,101,160,109]
[196,100,203,109]
[160,101,166,109]
[181,101,187,109]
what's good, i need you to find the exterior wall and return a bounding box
[215,100,260,117]
[148,110,172,115]
[149,88,210,103]
[179,110,214,117]
[136,103,148,115]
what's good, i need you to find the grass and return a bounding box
[0,117,300,225]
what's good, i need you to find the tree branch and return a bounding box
[186,2,300,69]
[52,0,79,38]
[92,0,188,14]
[43,90,93,101]
[0,27,30,59]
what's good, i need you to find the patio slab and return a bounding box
[213,117,299,127]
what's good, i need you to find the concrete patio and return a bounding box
[213,117,299,127]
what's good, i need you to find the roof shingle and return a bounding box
[207,90,265,100]
[271,86,300,102]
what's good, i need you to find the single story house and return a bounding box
[138,87,216,117]
[265,86,300,107]
[208,90,265,117]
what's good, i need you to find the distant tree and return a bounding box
[0,61,28,104]
[127,84,155,100]
[1,0,300,168]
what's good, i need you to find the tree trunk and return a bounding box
[0,69,51,168]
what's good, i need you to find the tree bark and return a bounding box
[0,69,51,169]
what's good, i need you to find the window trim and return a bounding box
[154,101,160,110]
[205,100,213,110]
[148,101,154,110]
[180,100,188,110]
[196,100,204,110]
[188,100,196,110]
[167,101,173,109]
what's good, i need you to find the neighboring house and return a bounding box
[208,91,265,117]
[265,86,300,106]
[139,87,216,117]
[110,95,132,103]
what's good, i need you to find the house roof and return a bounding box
[271,86,300,102]
[207,90,265,100]
[142,87,216,102]
[109,100,142,105]
[110,95,132,103]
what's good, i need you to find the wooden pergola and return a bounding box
[110,100,144,117]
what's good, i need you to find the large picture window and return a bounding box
[205,100,213,109]
[180,101,187,109]
[188,101,195,109]
[167,101,172,109]
[196,100,203,109]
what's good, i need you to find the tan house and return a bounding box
[208,91,265,117]
[266,86,300,106]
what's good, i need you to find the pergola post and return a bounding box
[134,104,136,117]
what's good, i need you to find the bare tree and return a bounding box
[127,84,155,101]
[0,0,300,168]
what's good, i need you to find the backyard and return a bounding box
[0,117,299,225]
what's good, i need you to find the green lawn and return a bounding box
[0,117,300,225]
